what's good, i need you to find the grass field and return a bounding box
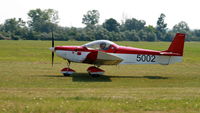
[0,40,200,113]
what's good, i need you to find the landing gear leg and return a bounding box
[61,60,75,76]
[66,60,71,68]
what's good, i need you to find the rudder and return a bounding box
[165,33,185,56]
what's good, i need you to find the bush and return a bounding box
[0,33,6,40]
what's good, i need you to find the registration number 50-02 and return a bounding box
[136,54,156,62]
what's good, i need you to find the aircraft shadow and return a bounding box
[39,74,112,82]
[107,75,169,79]
[71,73,112,82]
[40,73,169,82]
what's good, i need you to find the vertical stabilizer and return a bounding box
[165,33,185,56]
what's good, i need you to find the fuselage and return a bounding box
[52,44,182,65]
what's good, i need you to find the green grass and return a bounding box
[0,40,200,113]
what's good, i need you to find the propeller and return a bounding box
[51,29,54,67]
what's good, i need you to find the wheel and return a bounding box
[63,73,71,76]
[91,74,100,78]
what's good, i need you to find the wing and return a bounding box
[94,51,123,65]
[83,51,123,65]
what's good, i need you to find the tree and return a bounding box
[172,21,190,33]
[191,30,200,41]
[156,13,167,33]
[145,25,156,33]
[193,30,200,37]
[123,30,140,41]
[124,18,146,31]
[138,30,148,41]
[165,31,175,41]
[28,8,59,33]
[156,13,167,40]
[144,25,157,41]
[0,24,2,31]
[2,18,27,40]
[103,18,120,32]
[67,27,79,40]
[3,18,25,33]
[172,21,190,41]
[94,26,109,40]
[82,10,100,27]
[146,32,157,41]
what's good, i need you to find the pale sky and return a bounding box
[0,0,200,29]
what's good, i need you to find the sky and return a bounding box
[0,0,200,29]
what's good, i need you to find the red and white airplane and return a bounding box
[50,33,185,77]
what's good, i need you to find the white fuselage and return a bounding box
[55,50,182,65]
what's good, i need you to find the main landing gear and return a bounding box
[87,66,105,77]
[60,61,105,77]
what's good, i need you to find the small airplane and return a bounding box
[50,33,185,77]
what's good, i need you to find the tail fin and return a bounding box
[165,33,185,56]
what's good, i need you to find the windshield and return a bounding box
[83,40,118,50]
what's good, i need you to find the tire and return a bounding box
[63,73,71,76]
[91,74,100,78]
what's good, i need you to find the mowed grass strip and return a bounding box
[1,88,200,113]
[0,40,200,113]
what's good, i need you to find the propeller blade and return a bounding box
[51,29,55,67]
[52,52,54,66]
[52,29,54,48]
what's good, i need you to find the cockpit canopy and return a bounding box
[82,40,118,50]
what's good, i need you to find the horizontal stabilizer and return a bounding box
[158,55,182,65]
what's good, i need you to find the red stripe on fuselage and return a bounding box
[55,46,87,51]
[115,46,181,56]
[54,45,181,56]
[115,46,161,55]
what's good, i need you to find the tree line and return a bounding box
[0,8,200,41]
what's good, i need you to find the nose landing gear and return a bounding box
[61,60,75,76]
[61,68,75,76]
